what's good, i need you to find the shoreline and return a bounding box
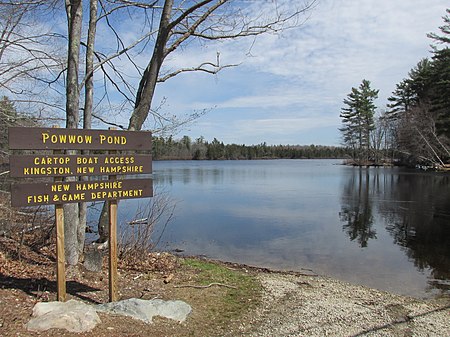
[0,243,449,336]
[177,254,449,301]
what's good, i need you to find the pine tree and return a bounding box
[387,79,415,119]
[340,80,379,164]
[428,8,450,137]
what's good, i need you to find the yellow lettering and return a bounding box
[61,193,85,202]
[51,184,70,192]
[99,135,126,145]
[76,166,96,174]
[58,134,66,143]
[77,156,98,165]
[40,133,94,145]
[26,195,50,204]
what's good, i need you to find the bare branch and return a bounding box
[158,52,239,82]
[92,112,126,129]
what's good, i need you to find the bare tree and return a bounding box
[127,0,317,131]
[396,103,448,167]
[4,0,317,265]
[95,0,316,242]
[0,1,63,96]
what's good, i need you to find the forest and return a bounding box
[152,136,349,160]
[339,9,450,169]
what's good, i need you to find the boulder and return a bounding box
[96,298,192,323]
[27,299,101,333]
[26,298,192,333]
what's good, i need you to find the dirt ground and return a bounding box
[0,236,449,337]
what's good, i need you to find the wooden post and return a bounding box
[108,198,118,302]
[53,128,66,302]
[55,204,66,301]
[108,127,118,302]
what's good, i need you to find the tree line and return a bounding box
[152,135,349,160]
[340,9,450,168]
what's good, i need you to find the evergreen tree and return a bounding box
[428,8,450,137]
[387,79,415,119]
[385,8,450,166]
[340,80,379,164]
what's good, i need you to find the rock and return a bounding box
[83,248,103,272]
[27,300,101,333]
[96,298,192,323]
[27,298,192,333]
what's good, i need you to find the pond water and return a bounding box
[118,159,450,298]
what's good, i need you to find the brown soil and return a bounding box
[0,235,261,337]
[1,236,449,337]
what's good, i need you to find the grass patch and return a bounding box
[180,258,262,322]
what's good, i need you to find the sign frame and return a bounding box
[8,126,153,303]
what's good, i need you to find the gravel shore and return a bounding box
[237,272,449,337]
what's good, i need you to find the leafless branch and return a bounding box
[158,52,239,82]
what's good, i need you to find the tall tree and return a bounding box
[428,8,450,138]
[340,79,379,164]
[387,56,449,165]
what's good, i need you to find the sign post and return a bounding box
[55,202,66,301]
[54,145,66,302]
[9,127,152,302]
[108,129,118,302]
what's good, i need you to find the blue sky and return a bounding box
[144,0,448,146]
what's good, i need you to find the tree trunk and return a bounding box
[79,0,98,247]
[64,0,83,265]
[128,0,173,131]
[100,0,174,241]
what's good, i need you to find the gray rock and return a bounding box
[27,298,192,333]
[96,298,192,323]
[83,248,103,272]
[26,299,101,333]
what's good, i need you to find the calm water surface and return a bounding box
[120,159,450,298]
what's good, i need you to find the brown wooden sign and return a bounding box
[9,126,153,302]
[8,127,152,150]
[9,154,152,177]
[10,178,153,207]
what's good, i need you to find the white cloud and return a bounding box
[89,0,448,145]
[237,116,338,133]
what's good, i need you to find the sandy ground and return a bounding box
[236,272,450,337]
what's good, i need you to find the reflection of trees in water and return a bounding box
[340,168,450,290]
[380,172,450,287]
[339,169,377,248]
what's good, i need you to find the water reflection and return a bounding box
[339,169,376,247]
[380,172,450,291]
[339,167,450,291]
